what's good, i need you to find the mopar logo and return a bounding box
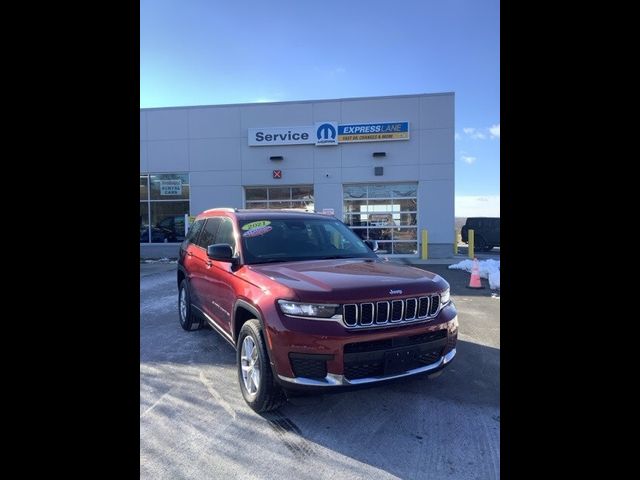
[389,289,403,295]
[315,122,338,145]
[317,123,336,140]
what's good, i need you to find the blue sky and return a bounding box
[141,0,500,217]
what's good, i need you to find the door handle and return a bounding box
[187,251,193,257]
[206,261,212,268]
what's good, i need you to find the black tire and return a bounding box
[237,319,286,412]
[178,279,202,331]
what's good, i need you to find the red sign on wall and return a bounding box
[273,170,282,179]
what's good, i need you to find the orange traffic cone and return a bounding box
[467,257,484,289]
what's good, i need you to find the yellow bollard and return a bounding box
[468,229,475,258]
[421,229,428,260]
[454,229,458,255]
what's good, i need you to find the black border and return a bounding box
[13,2,140,475]
[501,2,612,475]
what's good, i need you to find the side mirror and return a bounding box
[207,244,238,264]
[364,240,379,252]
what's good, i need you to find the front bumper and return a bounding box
[278,347,456,387]
[263,301,458,388]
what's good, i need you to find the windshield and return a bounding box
[239,217,376,264]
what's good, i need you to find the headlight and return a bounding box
[440,288,450,305]
[277,300,342,319]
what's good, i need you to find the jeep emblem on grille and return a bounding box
[389,289,403,295]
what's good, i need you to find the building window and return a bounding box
[140,173,190,243]
[245,186,314,211]
[343,183,418,255]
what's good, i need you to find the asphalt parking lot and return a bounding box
[140,261,500,480]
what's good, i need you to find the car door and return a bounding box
[200,216,238,336]
[189,217,222,313]
[180,218,205,297]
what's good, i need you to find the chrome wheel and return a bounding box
[241,336,260,395]
[179,287,187,323]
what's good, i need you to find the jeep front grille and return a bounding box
[429,295,440,316]
[342,295,442,329]
[343,304,358,327]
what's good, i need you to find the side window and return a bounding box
[215,218,237,254]
[196,218,222,249]
[185,219,204,245]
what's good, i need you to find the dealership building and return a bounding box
[140,92,455,258]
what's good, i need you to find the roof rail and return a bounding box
[202,207,237,213]
[232,208,316,213]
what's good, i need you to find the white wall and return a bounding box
[141,93,454,256]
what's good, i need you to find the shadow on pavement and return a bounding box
[258,338,500,479]
[141,339,499,479]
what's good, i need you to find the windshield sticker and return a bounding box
[242,220,271,231]
[242,225,273,238]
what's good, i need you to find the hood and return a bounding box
[247,258,448,303]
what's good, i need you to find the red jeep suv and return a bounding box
[177,209,458,412]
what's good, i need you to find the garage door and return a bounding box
[343,183,418,255]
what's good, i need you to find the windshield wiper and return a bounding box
[250,258,291,264]
[318,255,363,260]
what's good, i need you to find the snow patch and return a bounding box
[488,270,500,290]
[143,257,176,263]
[449,259,500,290]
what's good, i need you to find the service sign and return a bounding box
[160,179,182,196]
[338,122,409,143]
[248,126,315,146]
[248,121,409,146]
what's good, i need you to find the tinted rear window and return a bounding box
[466,218,499,228]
